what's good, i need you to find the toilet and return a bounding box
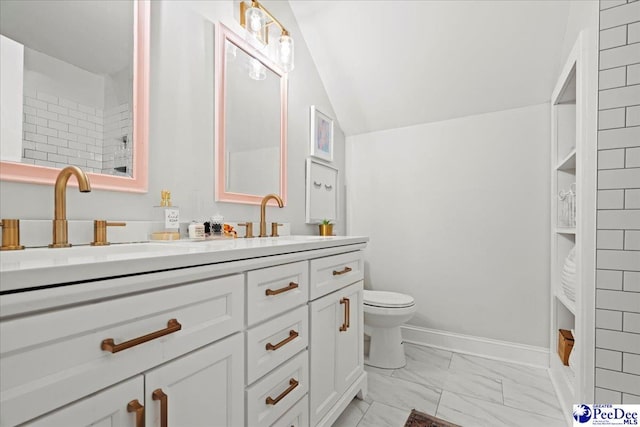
[363,290,416,369]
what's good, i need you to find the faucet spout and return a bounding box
[259,193,283,237]
[50,166,92,248]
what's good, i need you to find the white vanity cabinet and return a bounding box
[0,236,368,427]
[309,252,366,427]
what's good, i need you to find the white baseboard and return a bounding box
[401,325,549,368]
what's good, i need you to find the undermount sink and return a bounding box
[0,243,196,270]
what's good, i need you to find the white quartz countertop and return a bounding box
[0,236,368,293]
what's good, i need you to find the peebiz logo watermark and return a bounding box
[573,404,640,426]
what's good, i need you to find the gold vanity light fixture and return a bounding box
[240,0,295,72]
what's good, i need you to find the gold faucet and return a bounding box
[259,193,284,237]
[50,166,92,248]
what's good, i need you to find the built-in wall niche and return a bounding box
[0,0,149,192]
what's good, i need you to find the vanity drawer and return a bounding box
[246,350,309,427]
[247,305,308,384]
[271,394,309,427]
[309,251,364,300]
[247,261,309,326]
[0,274,243,427]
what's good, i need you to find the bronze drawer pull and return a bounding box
[126,399,144,427]
[332,266,352,276]
[265,282,299,296]
[101,319,182,353]
[339,298,350,332]
[266,330,299,351]
[265,378,299,405]
[152,389,168,427]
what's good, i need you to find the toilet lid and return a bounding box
[363,290,415,308]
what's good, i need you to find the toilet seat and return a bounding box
[363,290,415,308]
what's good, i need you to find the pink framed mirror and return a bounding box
[0,0,149,192]
[215,23,287,205]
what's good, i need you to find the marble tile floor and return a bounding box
[332,343,568,427]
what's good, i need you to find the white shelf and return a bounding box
[556,227,576,235]
[556,291,576,315]
[556,149,576,171]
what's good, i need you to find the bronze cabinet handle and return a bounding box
[152,389,168,427]
[265,379,299,405]
[339,298,350,332]
[127,399,144,427]
[265,282,299,296]
[332,266,352,276]
[266,330,299,351]
[101,319,182,353]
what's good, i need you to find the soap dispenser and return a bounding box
[151,190,180,240]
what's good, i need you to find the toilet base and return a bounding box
[365,325,406,369]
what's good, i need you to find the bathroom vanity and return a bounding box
[0,236,368,427]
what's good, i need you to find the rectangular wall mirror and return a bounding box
[0,0,149,192]
[215,23,287,205]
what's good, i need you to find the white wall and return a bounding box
[346,103,550,347]
[0,1,345,235]
[0,35,23,162]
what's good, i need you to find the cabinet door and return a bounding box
[26,376,144,427]
[308,281,363,426]
[144,333,244,427]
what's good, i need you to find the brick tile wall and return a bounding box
[595,0,640,405]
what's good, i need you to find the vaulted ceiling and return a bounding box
[289,0,571,136]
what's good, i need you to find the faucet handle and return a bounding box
[0,219,25,251]
[91,220,126,246]
[238,222,254,238]
[271,222,283,237]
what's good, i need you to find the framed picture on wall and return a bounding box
[309,105,334,162]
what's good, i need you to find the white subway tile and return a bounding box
[95,108,103,118]
[601,0,627,9]
[598,329,640,355]
[69,110,87,121]
[57,147,77,157]
[624,354,640,376]
[596,387,623,404]
[57,114,78,126]
[598,126,640,149]
[24,115,37,125]
[599,86,640,110]
[20,159,35,165]
[34,160,56,168]
[22,140,35,151]
[37,109,57,121]
[68,125,88,136]
[77,151,94,160]
[599,148,626,168]
[23,149,47,161]
[77,135,96,145]
[599,108,626,130]
[598,168,640,189]
[597,289,640,312]
[624,393,640,404]
[597,308,624,329]
[87,145,102,154]
[596,348,623,370]
[596,368,640,395]
[48,104,68,115]
[48,120,68,132]
[59,98,78,110]
[627,189,640,208]
[601,1,640,29]
[626,271,640,291]
[598,268,624,290]
[36,92,58,104]
[627,230,640,249]
[23,123,36,134]
[95,124,104,133]
[628,106,640,127]
[87,129,102,139]
[57,131,78,142]
[625,312,640,333]
[25,97,47,110]
[23,87,36,98]
[47,153,67,163]
[47,137,67,147]
[627,147,640,168]
[601,26,628,49]
[629,22,640,44]
[68,141,87,151]
[87,115,102,125]
[77,120,96,131]
[24,132,47,144]
[86,159,102,169]
[598,230,625,249]
[77,104,96,115]
[36,126,57,138]
[629,64,640,85]
[597,250,640,270]
[68,158,87,167]
[23,105,36,116]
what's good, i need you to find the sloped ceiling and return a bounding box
[289,0,571,136]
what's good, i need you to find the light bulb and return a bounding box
[278,34,294,72]
[245,6,267,44]
[249,58,266,80]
